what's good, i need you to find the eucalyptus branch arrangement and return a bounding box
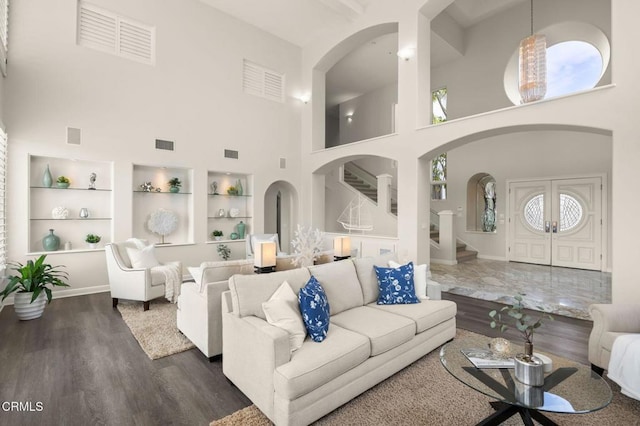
[489,294,553,356]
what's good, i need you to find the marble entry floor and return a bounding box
[430,259,612,320]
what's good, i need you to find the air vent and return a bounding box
[279,158,286,169]
[66,127,82,145]
[155,139,174,151]
[224,149,239,159]
[243,59,285,103]
[77,2,155,65]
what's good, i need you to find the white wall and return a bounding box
[337,83,397,145]
[432,0,612,120]
[5,0,302,294]
[434,130,612,265]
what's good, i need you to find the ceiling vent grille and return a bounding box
[78,2,155,65]
[243,59,285,103]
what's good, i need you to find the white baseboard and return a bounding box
[476,254,508,261]
[1,285,111,306]
[430,259,458,266]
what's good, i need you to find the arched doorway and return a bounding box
[264,181,298,254]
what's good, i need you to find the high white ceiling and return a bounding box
[199,0,525,106]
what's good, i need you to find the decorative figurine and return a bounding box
[88,172,97,190]
[211,181,218,194]
[140,182,154,192]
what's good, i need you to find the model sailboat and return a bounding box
[337,194,373,232]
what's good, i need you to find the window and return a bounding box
[0,0,8,76]
[77,1,156,65]
[243,59,285,103]
[546,41,602,99]
[432,87,447,124]
[0,127,6,272]
[431,153,447,200]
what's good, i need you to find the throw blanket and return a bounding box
[608,334,640,400]
[153,261,182,304]
[128,238,182,304]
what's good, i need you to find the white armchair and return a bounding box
[245,233,284,259]
[105,241,169,311]
[588,303,640,374]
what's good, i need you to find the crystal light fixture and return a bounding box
[518,0,546,103]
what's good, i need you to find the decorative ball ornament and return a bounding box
[147,208,178,244]
[489,337,512,357]
[51,206,69,219]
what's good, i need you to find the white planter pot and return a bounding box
[13,292,47,321]
[88,243,98,249]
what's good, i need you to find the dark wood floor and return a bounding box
[0,292,593,426]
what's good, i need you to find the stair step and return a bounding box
[456,242,466,252]
[456,250,478,263]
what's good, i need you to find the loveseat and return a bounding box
[222,254,457,425]
[177,259,254,358]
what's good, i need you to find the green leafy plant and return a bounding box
[0,255,69,303]
[85,234,101,243]
[56,176,70,184]
[217,244,231,261]
[489,294,553,355]
[227,186,238,195]
[212,230,223,237]
[168,177,182,188]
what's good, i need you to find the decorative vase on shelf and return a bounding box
[79,208,89,219]
[237,179,243,196]
[43,164,53,188]
[43,229,60,251]
[170,186,180,193]
[237,220,246,239]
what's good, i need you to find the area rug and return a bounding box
[211,329,640,426]
[116,299,194,360]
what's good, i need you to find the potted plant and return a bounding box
[0,255,69,320]
[489,294,553,385]
[212,230,223,241]
[217,244,231,261]
[85,234,101,249]
[56,176,70,188]
[168,177,182,193]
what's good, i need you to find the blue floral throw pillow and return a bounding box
[374,262,421,305]
[298,276,331,342]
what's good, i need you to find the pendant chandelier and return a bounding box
[518,0,546,103]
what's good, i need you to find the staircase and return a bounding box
[430,226,477,263]
[343,167,398,215]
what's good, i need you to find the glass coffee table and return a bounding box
[440,334,612,425]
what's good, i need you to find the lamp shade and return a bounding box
[254,241,276,268]
[333,236,351,258]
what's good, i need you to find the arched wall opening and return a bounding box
[417,123,612,267]
[312,23,399,151]
[264,180,299,254]
[467,173,496,233]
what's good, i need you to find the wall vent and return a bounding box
[279,157,286,169]
[243,59,285,103]
[77,1,156,65]
[224,149,239,159]
[66,127,82,145]
[155,139,174,151]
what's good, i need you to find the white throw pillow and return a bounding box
[126,244,161,269]
[262,281,306,352]
[389,260,429,300]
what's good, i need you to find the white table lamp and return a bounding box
[254,241,277,273]
[334,236,351,261]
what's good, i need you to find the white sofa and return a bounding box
[177,259,254,358]
[222,254,457,425]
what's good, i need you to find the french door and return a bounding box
[508,177,602,270]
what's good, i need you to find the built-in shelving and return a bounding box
[207,172,252,254]
[132,164,194,245]
[28,155,114,254]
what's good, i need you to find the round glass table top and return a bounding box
[440,334,612,414]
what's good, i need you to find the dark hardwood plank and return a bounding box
[443,293,592,365]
